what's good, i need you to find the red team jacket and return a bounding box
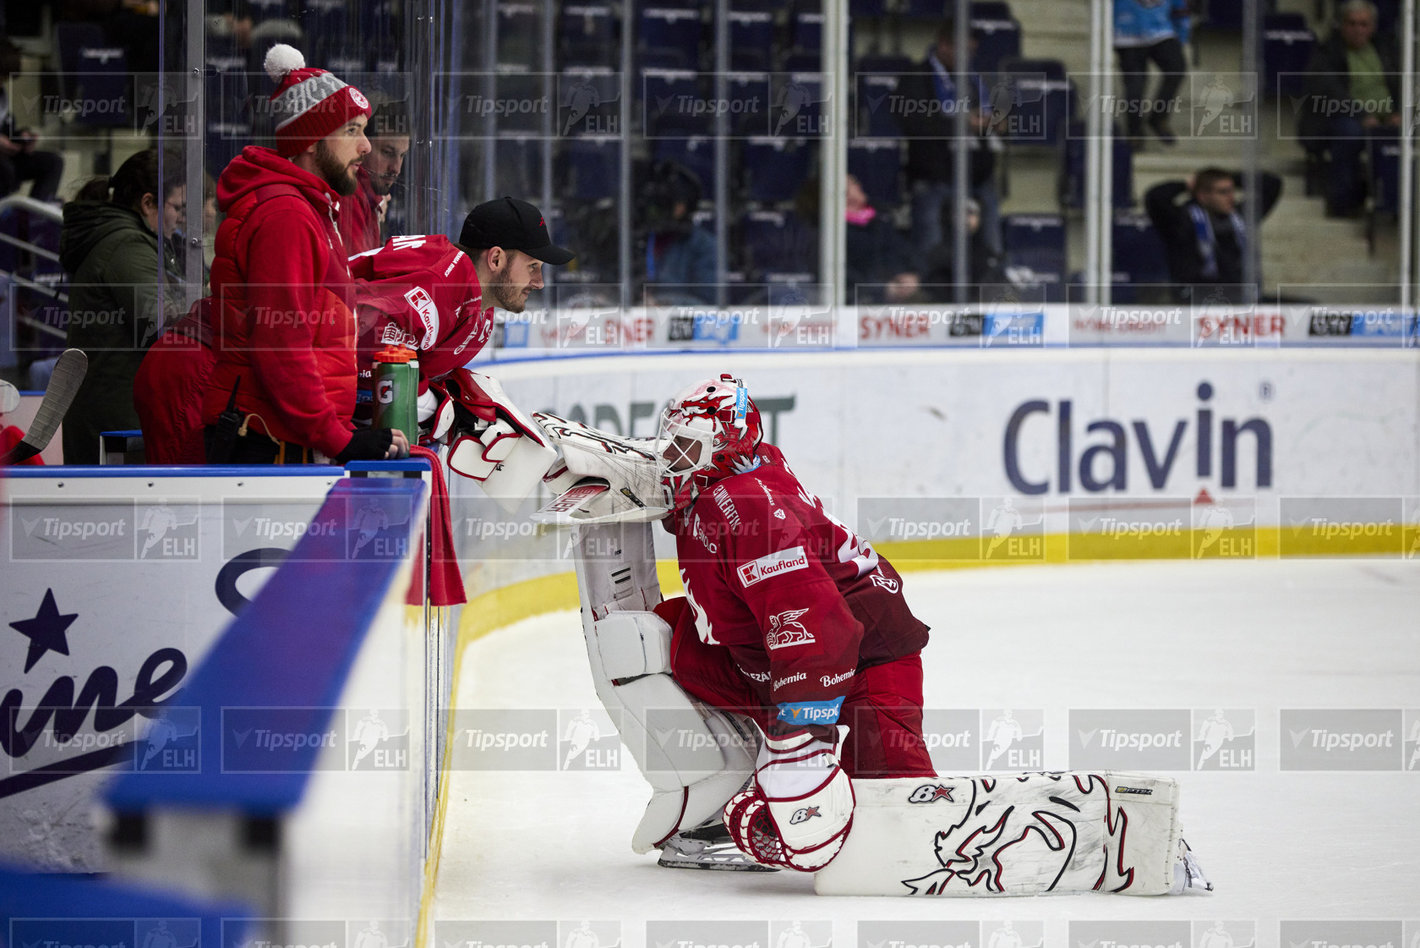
[669,444,929,725]
[201,146,360,459]
[348,234,493,406]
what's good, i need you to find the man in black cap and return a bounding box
[457,195,575,313]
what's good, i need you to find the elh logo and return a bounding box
[1192,920,1256,948]
[1191,708,1255,770]
[558,708,621,771]
[980,708,1045,770]
[346,708,412,771]
[1189,72,1257,138]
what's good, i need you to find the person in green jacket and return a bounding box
[60,149,185,464]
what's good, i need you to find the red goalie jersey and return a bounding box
[664,444,932,775]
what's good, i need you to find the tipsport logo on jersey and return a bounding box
[1071,709,1256,771]
[915,708,1046,773]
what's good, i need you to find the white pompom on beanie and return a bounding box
[263,43,371,157]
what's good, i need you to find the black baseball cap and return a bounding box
[458,197,575,265]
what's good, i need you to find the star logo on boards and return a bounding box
[9,588,78,672]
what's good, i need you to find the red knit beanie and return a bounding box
[264,44,372,158]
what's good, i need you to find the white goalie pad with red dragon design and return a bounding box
[816,771,1206,897]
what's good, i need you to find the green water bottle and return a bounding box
[372,344,419,444]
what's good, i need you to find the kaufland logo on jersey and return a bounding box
[1004,381,1273,495]
[738,546,809,587]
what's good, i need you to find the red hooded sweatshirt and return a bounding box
[201,146,359,459]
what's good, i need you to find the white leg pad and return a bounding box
[813,772,1187,896]
[589,611,673,679]
[600,673,757,853]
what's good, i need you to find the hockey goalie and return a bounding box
[533,373,1212,896]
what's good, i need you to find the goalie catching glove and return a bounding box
[723,725,854,872]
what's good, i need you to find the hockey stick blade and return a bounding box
[0,349,88,465]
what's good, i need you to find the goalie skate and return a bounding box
[1170,838,1213,894]
[658,820,779,872]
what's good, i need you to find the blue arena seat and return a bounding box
[1059,119,1134,209]
[561,3,618,68]
[995,56,1074,146]
[1002,212,1067,301]
[969,2,1022,77]
[848,140,903,208]
[1262,13,1316,99]
[639,5,704,70]
[728,10,777,72]
[741,137,814,204]
[1111,212,1171,297]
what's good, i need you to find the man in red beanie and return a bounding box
[201,43,408,464]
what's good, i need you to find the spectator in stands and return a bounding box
[0,38,64,202]
[1144,167,1282,304]
[897,19,1002,255]
[844,174,922,304]
[59,148,184,464]
[921,198,1008,303]
[1113,0,1191,147]
[640,160,716,305]
[338,99,410,255]
[1297,0,1401,218]
[200,44,406,465]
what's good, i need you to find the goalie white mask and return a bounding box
[655,374,764,512]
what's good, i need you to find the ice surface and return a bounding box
[435,559,1420,942]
